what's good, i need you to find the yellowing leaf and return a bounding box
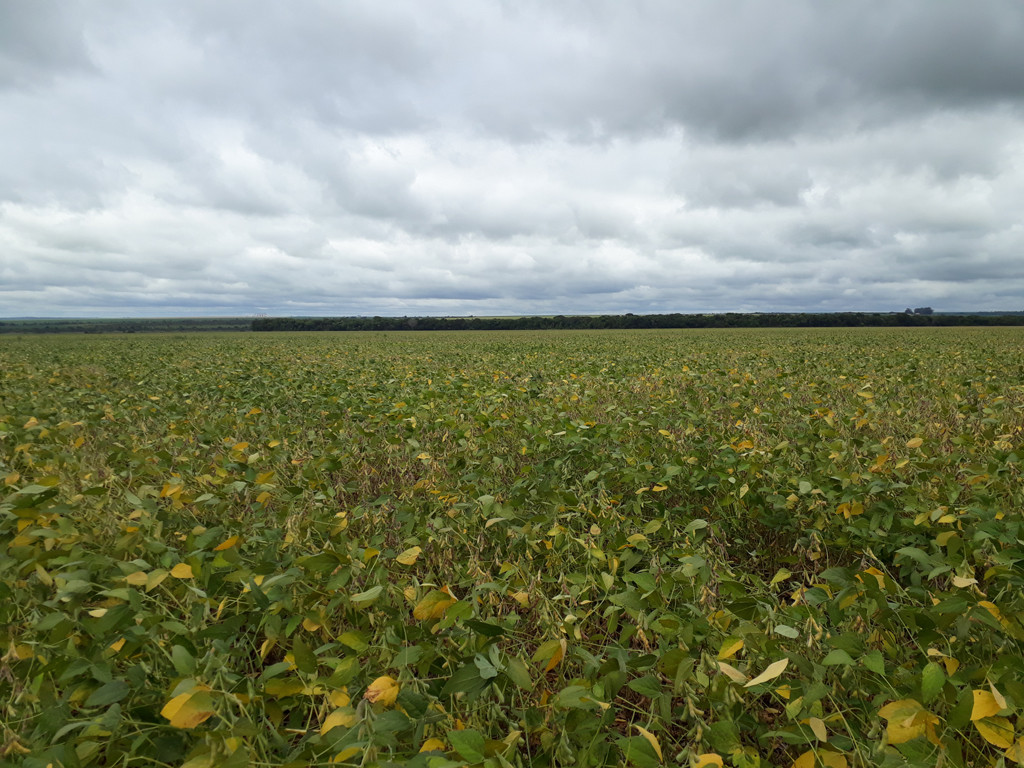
[634,726,662,761]
[717,638,744,660]
[125,571,148,586]
[745,658,789,688]
[807,716,827,741]
[975,717,1014,749]
[161,690,216,729]
[791,751,815,768]
[532,638,567,672]
[972,689,1003,721]
[420,738,446,753]
[717,661,748,684]
[364,676,399,707]
[906,437,924,448]
[952,575,978,588]
[413,589,457,621]
[170,563,194,579]
[395,546,422,565]
[320,708,357,734]
[695,755,724,768]
[214,535,241,551]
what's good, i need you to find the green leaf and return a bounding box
[440,663,488,698]
[171,645,195,676]
[473,652,499,680]
[350,585,383,607]
[774,624,799,639]
[822,649,855,667]
[448,729,486,764]
[627,675,663,698]
[292,637,317,675]
[920,662,945,703]
[616,735,661,768]
[85,680,130,708]
[503,656,533,690]
[861,650,885,675]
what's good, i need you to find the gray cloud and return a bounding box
[1,1,1024,318]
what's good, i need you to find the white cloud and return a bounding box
[2,1,1024,317]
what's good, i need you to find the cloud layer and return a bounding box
[3,1,1024,317]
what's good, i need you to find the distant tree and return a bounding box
[914,307,934,315]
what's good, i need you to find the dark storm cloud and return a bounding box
[1,1,1023,317]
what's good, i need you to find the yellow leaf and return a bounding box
[214,535,241,551]
[395,546,422,566]
[717,661,748,684]
[952,575,977,588]
[302,618,321,632]
[364,676,399,707]
[791,751,815,768]
[717,638,744,660]
[320,708,357,734]
[125,571,148,586]
[420,738,446,753]
[695,755,724,768]
[332,746,362,763]
[363,547,380,563]
[972,689,1003,721]
[1005,738,1024,764]
[328,689,350,707]
[975,717,1014,749]
[109,637,126,652]
[413,590,457,621]
[170,563,194,579]
[906,437,923,448]
[807,716,827,741]
[256,491,271,504]
[651,484,668,492]
[161,690,216,729]
[745,658,789,688]
[878,699,938,744]
[820,752,848,768]
[634,726,662,761]
[990,683,1008,710]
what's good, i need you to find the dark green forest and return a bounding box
[253,312,1024,332]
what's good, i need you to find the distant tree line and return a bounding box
[252,312,1024,332]
[0,317,252,334]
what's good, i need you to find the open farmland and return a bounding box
[2,328,1024,768]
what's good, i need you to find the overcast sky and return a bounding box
[2,1,1024,317]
